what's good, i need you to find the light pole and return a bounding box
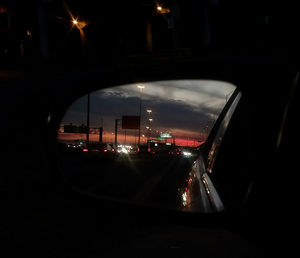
[70,16,91,145]
[148,118,153,138]
[86,93,90,144]
[137,85,145,145]
[146,109,152,141]
[70,17,90,144]
[71,18,87,57]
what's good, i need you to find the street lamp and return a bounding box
[71,18,87,30]
[69,15,88,59]
[137,85,145,145]
[156,3,170,14]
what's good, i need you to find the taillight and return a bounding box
[83,148,89,152]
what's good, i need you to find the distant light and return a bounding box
[83,148,88,152]
[103,149,108,152]
[160,133,172,138]
[47,114,51,124]
[183,151,192,157]
[121,147,128,154]
[117,145,132,154]
[71,18,87,30]
[26,29,32,37]
[182,192,187,205]
[156,5,170,14]
[146,109,152,114]
[149,118,153,122]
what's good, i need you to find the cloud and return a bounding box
[98,79,234,111]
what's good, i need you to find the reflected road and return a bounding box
[59,151,196,209]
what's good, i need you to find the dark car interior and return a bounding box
[2,1,299,257]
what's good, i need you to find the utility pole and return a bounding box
[99,118,103,143]
[37,0,50,59]
[168,5,180,49]
[138,93,143,146]
[99,127,103,142]
[146,18,152,52]
[114,119,119,146]
[86,93,90,144]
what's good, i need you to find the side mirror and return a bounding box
[56,79,242,213]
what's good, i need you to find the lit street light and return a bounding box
[156,4,170,14]
[71,18,87,30]
[64,1,87,31]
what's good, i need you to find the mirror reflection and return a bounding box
[57,80,236,212]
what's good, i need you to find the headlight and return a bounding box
[183,151,192,157]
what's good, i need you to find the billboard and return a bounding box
[122,116,140,129]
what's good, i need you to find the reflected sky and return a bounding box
[59,80,236,144]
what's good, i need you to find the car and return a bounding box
[83,142,114,153]
[2,1,299,257]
